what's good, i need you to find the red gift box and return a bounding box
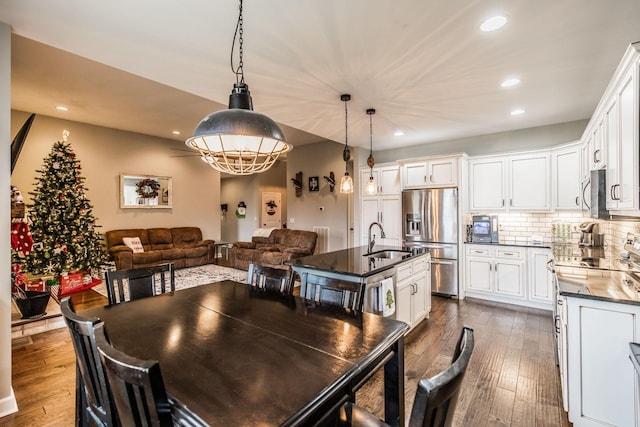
[60,272,84,294]
[24,280,46,292]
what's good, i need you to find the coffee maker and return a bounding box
[579,221,603,247]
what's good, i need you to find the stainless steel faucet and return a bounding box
[368,221,386,252]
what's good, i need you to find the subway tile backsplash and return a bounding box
[465,211,640,253]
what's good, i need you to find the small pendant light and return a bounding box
[364,108,377,195]
[339,94,354,194]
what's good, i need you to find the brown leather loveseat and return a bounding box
[230,228,317,270]
[105,227,215,270]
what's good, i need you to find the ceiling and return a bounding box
[3,1,640,152]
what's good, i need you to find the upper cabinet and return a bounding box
[469,152,551,212]
[401,156,459,189]
[553,144,581,210]
[581,41,640,215]
[360,164,401,196]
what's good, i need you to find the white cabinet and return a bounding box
[528,248,553,303]
[395,254,431,330]
[567,296,640,426]
[401,156,458,189]
[360,164,400,196]
[468,158,506,211]
[361,195,401,247]
[508,154,551,210]
[465,245,525,300]
[469,153,551,212]
[553,144,581,210]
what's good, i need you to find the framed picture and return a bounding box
[309,176,319,192]
[120,174,172,209]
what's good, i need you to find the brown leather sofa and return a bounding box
[230,228,318,270]
[105,227,215,270]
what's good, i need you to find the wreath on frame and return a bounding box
[135,178,161,199]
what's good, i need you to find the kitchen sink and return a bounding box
[365,250,411,260]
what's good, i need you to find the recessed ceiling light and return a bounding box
[510,108,525,116]
[480,15,508,32]
[172,130,181,135]
[394,130,404,137]
[501,78,520,88]
[55,106,68,111]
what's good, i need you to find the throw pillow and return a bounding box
[122,237,144,253]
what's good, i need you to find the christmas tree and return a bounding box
[25,136,108,276]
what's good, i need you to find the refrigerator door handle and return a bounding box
[427,194,433,240]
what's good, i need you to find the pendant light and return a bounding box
[339,94,354,194]
[364,108,377,195]
[185,0,291,175]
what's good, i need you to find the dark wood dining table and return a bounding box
[81,280,409,426]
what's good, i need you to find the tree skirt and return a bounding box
[92,264,248,298]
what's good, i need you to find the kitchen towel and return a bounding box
[380,277,395,317]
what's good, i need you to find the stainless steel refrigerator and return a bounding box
[402,188,458,296]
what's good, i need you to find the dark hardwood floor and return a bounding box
[3,290,570,426]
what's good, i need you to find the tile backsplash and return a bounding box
[465,211,640,255]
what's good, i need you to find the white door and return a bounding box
[261,192,281,228]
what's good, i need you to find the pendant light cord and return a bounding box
[231,0,245,85]
[344,98,349,152]
[369,112,373,167]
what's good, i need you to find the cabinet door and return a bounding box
[412,271,428,322]
[395,279,413,325]
[616,67,638,210]
[591,116,606,170]
[554,147,581,210]
[528,248,553,303]
[495,261,524,298]
[466,258,492,292]
[581,137,591,182]
[379,166,400,194]
[380,196,401,240]
[428,158,457,186]
[403,162,428,188]
[509,154,551,210]
[605,97,620,209]
[361,197,379,237]
[469,158,506,211]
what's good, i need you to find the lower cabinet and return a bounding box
[395,254,431,330]
[465,244,553,309]
[566,296,639,426]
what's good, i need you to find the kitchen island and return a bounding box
[286,245,431,330]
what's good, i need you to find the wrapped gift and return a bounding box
[60,272,84,294]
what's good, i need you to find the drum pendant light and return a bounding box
[339,94,354,194]
[364,108,377,195]
[185,0,291,175]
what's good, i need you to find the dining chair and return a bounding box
[60,297,118,427]
[94,322,174,427]
[104,263,175,305]
[338,326,475,427]
[300,272,366,312]
[247,263,295,295]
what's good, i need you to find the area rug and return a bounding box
[92,264,248,298]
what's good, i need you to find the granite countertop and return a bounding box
[464,240,552,249]
[558,270,640,306]
[285,245,428,278]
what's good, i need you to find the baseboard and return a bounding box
[0,388,18,418]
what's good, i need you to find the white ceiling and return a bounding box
[3,0,640,152]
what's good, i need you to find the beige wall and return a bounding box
[286,141,351,252]
[220,161,287,243]
[10,111,221,241]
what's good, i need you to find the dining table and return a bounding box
[81,280,409,426]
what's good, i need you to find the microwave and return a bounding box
[472,215,499,243]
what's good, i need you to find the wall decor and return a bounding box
[236,201,247,218]
[261,192,282,228]
[309,176,319,192]
[291,171,303,197]
[120,174,172,208]
[323,172,335,192]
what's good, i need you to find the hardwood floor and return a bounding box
[2,291,570,426]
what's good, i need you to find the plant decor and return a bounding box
[135,178,161,199]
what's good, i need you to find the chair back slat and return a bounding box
[247,263,295,295]
[300,273,366,313]
[94,323,174,427]
[60,298,117,426]
[408,326,474,427]
[105,264,175,305]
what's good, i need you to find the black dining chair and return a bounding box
[104,263,175,305]
[94,322,174,427]
[300,272,366,312]
[338,326,475,427]
[247,263,295,295]
[60,297,118,427]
